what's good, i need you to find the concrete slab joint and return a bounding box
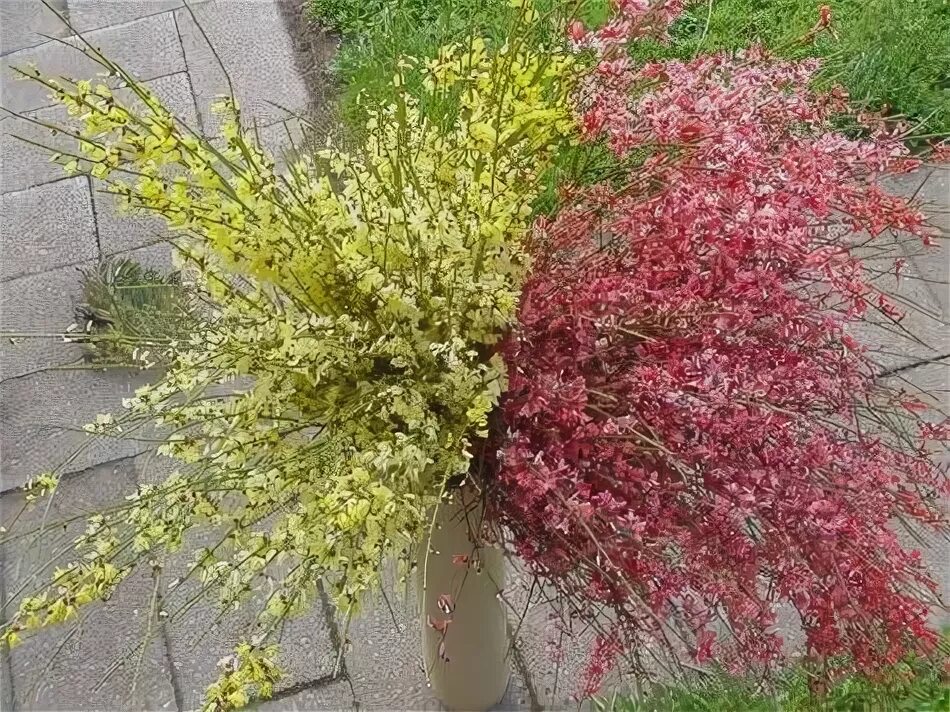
[2,12,187,116]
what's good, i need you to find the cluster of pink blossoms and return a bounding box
[490,0,949,694]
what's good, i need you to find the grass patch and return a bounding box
[313,0,950,138]
[310,0,616,212]
[313,0,521,128]
[596,630,950,712]
[633,0,950,137]
[311,0,610,129]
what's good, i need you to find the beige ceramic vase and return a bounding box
[418,489,510,710]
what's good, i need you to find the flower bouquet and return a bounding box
[3,1,947,710]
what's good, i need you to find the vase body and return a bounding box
[418,489,509,710]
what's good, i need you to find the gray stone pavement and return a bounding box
[0,1,947,711]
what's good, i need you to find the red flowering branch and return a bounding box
[490,1,949,696]
[800,4,839,43]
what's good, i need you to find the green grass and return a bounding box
[633,0,950,137]
[310,0,616,213]
[599,670,950,712]
[312,0,508,128]
[312,0,950,138]
[596,630,950,712]
[311,0,610,130]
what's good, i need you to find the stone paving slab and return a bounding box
[0,106,77,194]
[2,69,201,195]
[344,583,436,710]
[125,69,202,131]
[909,166,949,321]
[1,0,70,56]
[845,170,950,373]
[67,0,189,33]
[886,357,950,631]
[884,357,950,410]
[0,177,97,281]
[505,565,595,710]
[165,594,330,710]
[112,241,178,273]
[1,647,13,711]
[859,228,945,315]
[0,459,177,710]
[887,351,948,632]
[0,368,155,490]
[253,678,356,711]
[882,168,934,195]
[849,270,949,372]
[94,188,171,260]
[254,671,533,712]
[91,70,200,256]
[1,11,186,115]
[161,544,339,711]
[0,260,91,381]
[256,118,307,171]
[175,1,310,135]
[122,69,201,128]
[342,566,460,710]
[135,454,340,710]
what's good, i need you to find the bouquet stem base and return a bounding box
[418,489,510,711]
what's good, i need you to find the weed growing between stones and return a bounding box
[71,256,197,367]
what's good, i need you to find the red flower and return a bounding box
[567,19,587,44]
[488,8,948,695]
[437,593,455,615]
[427,615,451,633]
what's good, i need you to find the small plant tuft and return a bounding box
[73,256,195,367]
